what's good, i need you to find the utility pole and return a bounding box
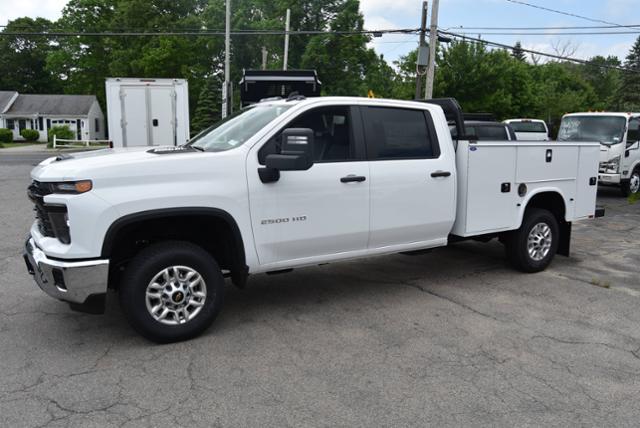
[425,0,439,99]
[283,8,290,70]
[415,1,428,99]
[222,0,231,118]
[261,46,268,70]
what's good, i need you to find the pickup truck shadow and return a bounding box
[214,240,510,334]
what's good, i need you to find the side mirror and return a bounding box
[258,128,314,183]
[265,128,314,171]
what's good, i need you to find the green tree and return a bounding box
[581,55,622,110]
[0,17,61,93]
[301,0,373,96]
[191,76,222,134]
[512,41,526,62]
[620,36,640,109]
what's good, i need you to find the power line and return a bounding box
[444,24,640,31]
[453,31,640,36]
[0,28,420,37]
[504,0,626,28]
[439,30,639,73]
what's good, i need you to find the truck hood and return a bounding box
[31,146,212,182]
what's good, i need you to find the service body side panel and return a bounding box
[452,141,600,237]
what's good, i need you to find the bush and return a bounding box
[47,125,75,147]
[20,128,40,141]
[0,128,12,143]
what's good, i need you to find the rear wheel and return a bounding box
[505,208,559,273]
[119,241,225,343]
[621,168,640,197]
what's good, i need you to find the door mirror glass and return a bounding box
[264,128,314,171]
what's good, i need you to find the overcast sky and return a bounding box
[1,0,637,64]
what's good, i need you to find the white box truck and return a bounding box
[105,78,190,148]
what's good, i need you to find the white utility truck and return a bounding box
[105,78,190,148]
[503,118,549,141]
[24,97,603,343]
[558,112,640,196]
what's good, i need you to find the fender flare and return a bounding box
[101,207,246,272]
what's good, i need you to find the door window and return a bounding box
[627,118,639,144]
[259,106,357,163]
[362,107,440,160]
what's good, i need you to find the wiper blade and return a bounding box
[189,145,205,152]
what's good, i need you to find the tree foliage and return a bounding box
[0,1,637,132]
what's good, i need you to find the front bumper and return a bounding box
[23,237,109,307]
[598,173,621,184]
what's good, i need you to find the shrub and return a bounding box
[0,128,12,143]
[47,125,75,147]
[20,128,40,141]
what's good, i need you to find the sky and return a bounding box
[0,0,638,65]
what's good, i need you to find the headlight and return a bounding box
[599,156,621,173]
[50,180,93,194]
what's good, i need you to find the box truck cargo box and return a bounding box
[106,78,190,148]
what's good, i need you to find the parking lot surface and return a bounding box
[1,154,638,427]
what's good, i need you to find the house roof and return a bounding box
[4,94,97,116]
[0,91,18,112]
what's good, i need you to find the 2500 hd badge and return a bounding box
[261,215,307,225]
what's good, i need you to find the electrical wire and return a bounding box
[504,0,627,28]
[439,30,639,73]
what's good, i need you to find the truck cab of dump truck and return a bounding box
[558,112,640,196]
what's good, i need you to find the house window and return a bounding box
[18,119,26,131]
[46,119,51,129]
[95,118,99,132]
[38,117,43,131]
[6,119,14,130]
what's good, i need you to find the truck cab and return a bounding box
[558,112,640,196]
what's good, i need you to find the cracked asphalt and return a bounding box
[1,153,638,427]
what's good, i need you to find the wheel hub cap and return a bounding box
[630,173,640,194]
[527,222,552,261]
[145,266,207,325]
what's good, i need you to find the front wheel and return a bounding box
[621,168,640,197]
[119,241,225,343]
[505,208,559,273]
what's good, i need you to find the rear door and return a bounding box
[149,87,176,146]
[362,105,456,249]
[121,86,149,147]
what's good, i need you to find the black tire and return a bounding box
[505,208,559,273]
[119,241,225,343]
[620,167,640,197]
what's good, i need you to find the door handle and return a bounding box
[340,175,366,183]
[430,170,451,178]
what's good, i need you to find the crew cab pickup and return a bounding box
[24,96,604,342]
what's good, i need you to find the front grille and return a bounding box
[27,180,70,244]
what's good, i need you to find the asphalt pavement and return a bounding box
[0,154,638,427]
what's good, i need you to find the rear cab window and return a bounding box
[509,121,547,133]
[361,106,441,160]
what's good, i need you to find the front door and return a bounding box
[247,105,370,267]
[361,105,456,249]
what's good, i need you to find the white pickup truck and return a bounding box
[24,96,604,342]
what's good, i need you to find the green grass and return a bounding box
[629,192,639,205]
[0,141,45,149]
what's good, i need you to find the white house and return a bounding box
[0,91,105,142]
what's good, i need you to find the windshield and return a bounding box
[510,121,547,133]
[188,104,292,152]
[558,115,626,145]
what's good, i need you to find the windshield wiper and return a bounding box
[189,145,205,152]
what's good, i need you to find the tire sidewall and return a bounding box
[120,242,224,343]
[514,209,559,272]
